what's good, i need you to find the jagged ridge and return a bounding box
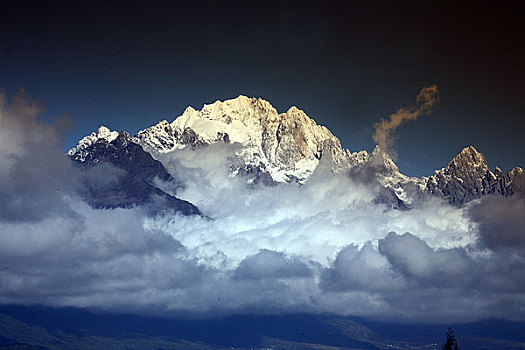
[69,96,524,208]
[426,146,524,205]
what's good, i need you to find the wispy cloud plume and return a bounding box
[373,85,440,158]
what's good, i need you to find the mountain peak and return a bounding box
[370,145,399,172]
[68,125,119,160]
[286,105,303,114]
[371,144,384,155]
[426,145,495,205]
[132,95,352,183]
[113,131,131,148]
[202,95,276,116]
[97,126,116,139]
[449,145,488,171]
[458,145,483,158]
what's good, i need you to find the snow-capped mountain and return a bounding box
[68,126,119,161]
[133,95,366,183]
[69,96,523,208]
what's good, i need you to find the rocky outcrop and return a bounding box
[426,146,524,205]
[69,127,200,215]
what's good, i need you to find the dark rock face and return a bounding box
[72,131,172,182]
[492,167,525,196]
[71,132,200,215]
[426,146,524,206]
[234,163,276,186]
[373,187,409,210]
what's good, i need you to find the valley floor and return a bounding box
[1,306,524,350]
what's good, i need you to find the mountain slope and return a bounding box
[69,127,200,215]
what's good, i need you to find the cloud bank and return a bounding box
[0,91,524,323]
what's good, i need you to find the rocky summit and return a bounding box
[426,146,524,205]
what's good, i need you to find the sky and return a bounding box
[1,1,523,176]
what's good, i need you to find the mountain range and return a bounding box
[68,95,524,212]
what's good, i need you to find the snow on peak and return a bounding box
[68,125,119,161]
[96,126,117,141]
[69,96,429,206]
[369,145,399,172]
[134,95,352,183]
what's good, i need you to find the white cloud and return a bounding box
[0,90,523,322]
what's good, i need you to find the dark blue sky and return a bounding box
[1,0,523,176]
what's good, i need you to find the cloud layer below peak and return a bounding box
[0,91,524,323]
